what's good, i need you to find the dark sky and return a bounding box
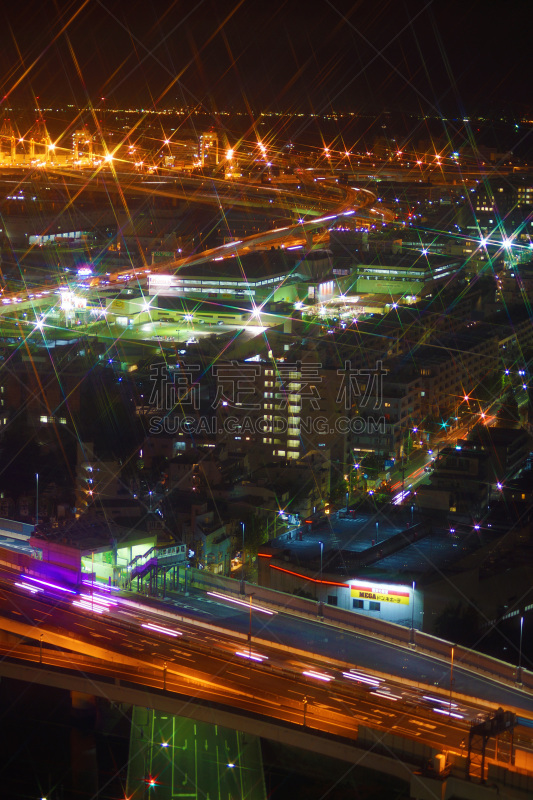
[0,0,531,116]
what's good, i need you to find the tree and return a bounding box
[241,512,269,556]
[496,391,520,427]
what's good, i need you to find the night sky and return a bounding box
[0,0,531,116]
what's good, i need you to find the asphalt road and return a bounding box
[2,572,531,726]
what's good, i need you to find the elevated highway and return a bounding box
[0,546,533,795]
[0,173,388,321]
[1,573,532,763]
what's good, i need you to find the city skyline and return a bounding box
[0,2,533,798]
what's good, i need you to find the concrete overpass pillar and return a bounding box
[70,692,98,797]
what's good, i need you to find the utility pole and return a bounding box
[449,645,455,712]
[518,616,524,683]
[240,522,245,594]
[410,581,416,644]
[317,541,324,617]
[248,594,254,644]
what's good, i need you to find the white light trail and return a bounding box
[207,591,276,615]
[73,600,103,614]
[432,707,464,719]
[235,651,268,662]
[142,623,182,637]
[303,670,332,682]
[371,690,400,701]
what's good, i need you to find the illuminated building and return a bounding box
[348,370,422,461]
[198,131,219,166]
[329,231,461,295]
[75,442,125,515]
[462,175,533,237]
[148,248,333,305]
[351,252,460,296]
[416,445,491,515]
[404,325,499,421]
[258,551,422,627]
[215,360,346,473]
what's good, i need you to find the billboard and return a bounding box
[350,581,410,605]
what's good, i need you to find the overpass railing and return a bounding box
[180,567,531,688]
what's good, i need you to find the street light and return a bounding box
[248,593,254,643]
[375,521,379,544]
[411,581,416,640]
[317,541,324,616]
[240,522,245,594]
[518,616,524,683]
[449,645,455,712]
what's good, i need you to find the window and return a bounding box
[369,601,380,611]
[353,599,364,609]
[327,595,338,606]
